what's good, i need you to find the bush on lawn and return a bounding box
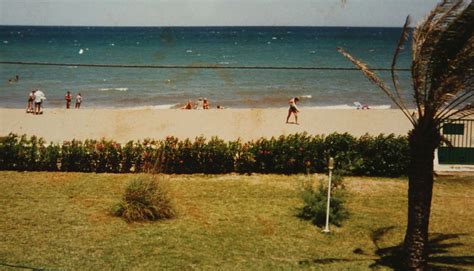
[112,176,176,222]
[297,177,349,227]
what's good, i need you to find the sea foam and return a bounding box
[126,104,180,110]
[98,87,128,92]
[305,104,392,110]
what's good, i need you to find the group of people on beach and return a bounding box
[22,88,367,125]
[26,89,83,114]
[64,91,83,109]
[182,97,218,110]
[180,96,301,124]
[26,89,46,115]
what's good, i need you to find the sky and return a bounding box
[0,0,440,27]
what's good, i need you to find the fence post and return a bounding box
[323,157,334,233]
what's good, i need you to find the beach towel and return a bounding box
[354,101,369,109]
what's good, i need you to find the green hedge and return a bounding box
[0,133,409,176]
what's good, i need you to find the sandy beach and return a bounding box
[0,108,413,143]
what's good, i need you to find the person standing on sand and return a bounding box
[34,89,46,115]
[26,89,35,113]
[286,97,300,124]
[65,91,72,109]
[75,93,82,109]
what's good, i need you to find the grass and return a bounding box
[0,172,473,270]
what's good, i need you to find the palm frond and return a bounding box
[441,103,474,120]
[411,0,465,108]
[436,48,474,118]
[411,0,454,107]
[431,2,474,123]
[428,2,473,105]
[337,0,472,129]
[436,92,474,124]
[337,47,416,125]
[391,16,412,117]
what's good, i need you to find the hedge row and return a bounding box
[0,133,409,176]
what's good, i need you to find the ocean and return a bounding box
[0,26,413,109]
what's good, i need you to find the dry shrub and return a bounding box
[112,175,176,222]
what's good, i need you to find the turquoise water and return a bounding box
[0,26,413,108]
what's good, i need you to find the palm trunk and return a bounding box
[404,123,439,270]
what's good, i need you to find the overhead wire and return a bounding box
[0,61,411,71]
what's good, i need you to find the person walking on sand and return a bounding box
[34,89,46,115]
[286,97,300,124]
[65,91,72,109]
[26,89,35,113]
[75,93,82,109]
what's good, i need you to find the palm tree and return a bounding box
[338,1,473,270]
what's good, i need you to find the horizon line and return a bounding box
[0,24,408,29]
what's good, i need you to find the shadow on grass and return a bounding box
[370,228,474,270]
[0,262,45,270]
[299,226,474,270]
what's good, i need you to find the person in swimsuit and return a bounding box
[26,89,35,113]
[182,100,193,109]
[65,91,72,109]
[286,97,300,124]
[75,93,82,109]
[203,98,209,109]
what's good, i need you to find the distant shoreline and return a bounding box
[0,104,398,110]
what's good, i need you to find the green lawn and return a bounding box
[0,172,473,270]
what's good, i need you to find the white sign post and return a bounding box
[322,157,334,233]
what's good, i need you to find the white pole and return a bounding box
[323,157,334,233]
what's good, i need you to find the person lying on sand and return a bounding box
[182,100,193,109]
